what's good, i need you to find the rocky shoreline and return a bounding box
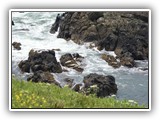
[17,49,118,97]
[12,11,149,98]
[50,12,148,67]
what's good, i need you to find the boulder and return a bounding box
[120,56,135,68]
[82,73,118,97]
[27,71,61,87]
[12,42,21,50]
[115,47,136,68]
[18,49,62,73]
[60,53,76,66]
[60,53,84,72]
[101,54,121,68]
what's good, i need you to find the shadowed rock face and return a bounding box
[27,71,61,87]
[18,49,62,85]
[18,49,62,73]
[83,73,118,97]
[50,12,149,67]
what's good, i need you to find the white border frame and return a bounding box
[9,9,151,111]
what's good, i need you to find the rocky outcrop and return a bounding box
[120,56,135,68]
[27,71,61,87]
[60,53,84,72]
[101,54,121,68]
[18,49,62,73]
[101,54,135,68]
[12,42,21,50]
[82,73,118,97]
[97,33,118,51]
[50,14,61,34]
[18,60,30,72]
[51,12,149,67]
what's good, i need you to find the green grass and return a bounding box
[12,77,145,109]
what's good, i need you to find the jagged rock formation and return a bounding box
[50,12,149,67]
[82,73,118,97]
[18,49,62,73]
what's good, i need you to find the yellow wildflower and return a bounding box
[15,95,20,100]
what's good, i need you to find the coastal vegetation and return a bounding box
[12,77,145,109]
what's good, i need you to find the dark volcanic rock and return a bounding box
[12,42,21,50]
[27,71,61,87]
[97,33,118,51]
[83,73,118,97]
[60,53,84,72]
[18,60,30,73]
[18,49,62,73]
[51,12,149,63]
[50,14,61,34]
[87,12,104,21]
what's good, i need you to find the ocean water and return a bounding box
[11,12,149,106]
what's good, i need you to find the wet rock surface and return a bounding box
[12,42,21,50]
[18,49,62,73]
[50,14,61,34]
[51,12,149,67]
[60,53,84,72]
[101,53,135,68]
[101,54,121,68]
[82,73,118,97]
